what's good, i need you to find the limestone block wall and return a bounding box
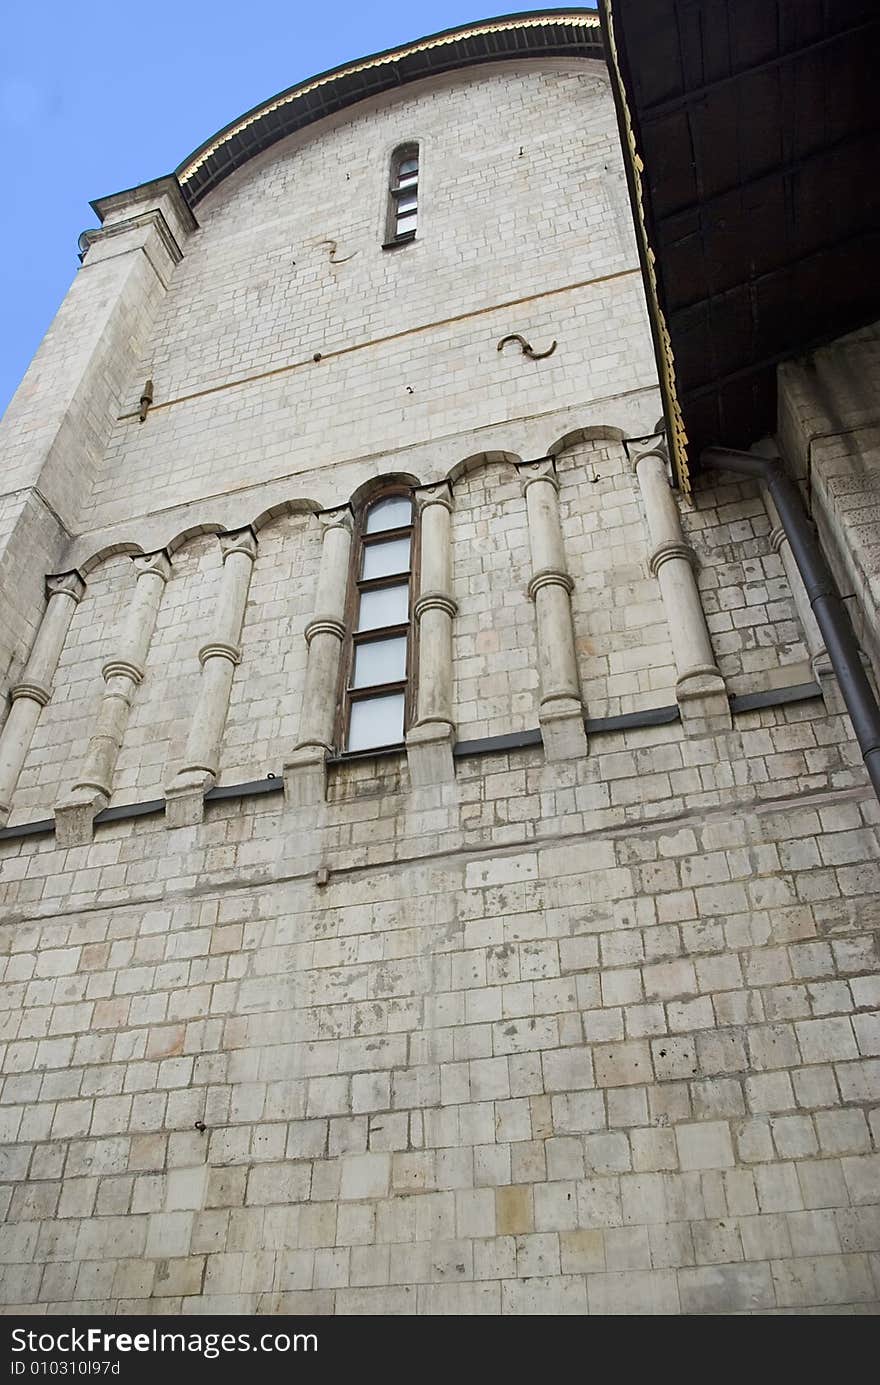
[0,701,877,1314]
[111,537,224,808]
[451,463,539,740]
[687,478,809,694]
[0,41,877,1319]
[142,64,633,403]
[218,512,321,786]
[73,59,653,540]
[559,438,676,718]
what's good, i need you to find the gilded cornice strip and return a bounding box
[602,4,690,492]
[178,13,601,186]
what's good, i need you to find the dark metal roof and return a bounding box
[601,0,880,484]
[176,10,602,207]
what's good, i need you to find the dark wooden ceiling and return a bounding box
[603,0,880,471]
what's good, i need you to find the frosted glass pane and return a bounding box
[365,497,412,533]
[358,582,408,630]
[352,636,407,688]
[362,536,410,580]
[396,212,418,235]
[347,693,405,751]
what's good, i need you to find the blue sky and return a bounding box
[0,2,577,417]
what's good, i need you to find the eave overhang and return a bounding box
[600,0,880,490]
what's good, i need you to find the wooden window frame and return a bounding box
[337,488,420,754]
[383,143,420,250]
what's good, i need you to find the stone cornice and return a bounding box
[175,13,603,207]
[79,209,185,270]
[91,176,198,235]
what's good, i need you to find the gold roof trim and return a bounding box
[601,3,690,492]
[178,12,601,186]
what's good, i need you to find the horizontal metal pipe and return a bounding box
[702,446,880,801]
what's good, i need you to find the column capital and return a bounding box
[527,568,574,600]
[413,481,453,513]
[10,681,51,707]
[304,617,346,645]
[317,505,354,536]
[632,446,671,475]
[649,539,696,577]
[219,527,257,562]
[133,550,172,582]
[516,456,558,493]
[414,591,458,621]
[102,658,145,684]
[46,571,85,603]
[198,641,242,667]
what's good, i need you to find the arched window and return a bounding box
[343,493,416,751]
[384,144,419,247]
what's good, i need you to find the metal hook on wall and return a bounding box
[497,333,557,361]
[321,238,356,265]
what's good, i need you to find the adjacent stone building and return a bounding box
[0,11,877,1314]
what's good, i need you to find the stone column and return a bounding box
[518,457,588,761]
[634,447,731,732]
[55,552,171,846]
[165,528,257,828]
[407,481,457,786]
[284,508,353,807]
[0,572,84,825]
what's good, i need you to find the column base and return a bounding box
[55,789,108,847]
[164,769,212,829]
[406,721,455,786]
[539,699,588,762]
[283,745,328,807]
[676,670,732,735]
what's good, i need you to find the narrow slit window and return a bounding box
[343,492,416,752]
[385,145,419,247]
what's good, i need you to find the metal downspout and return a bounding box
[702,446,880,802]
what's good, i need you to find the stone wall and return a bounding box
[0,704,877,1313]
[0,48,877,1316]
